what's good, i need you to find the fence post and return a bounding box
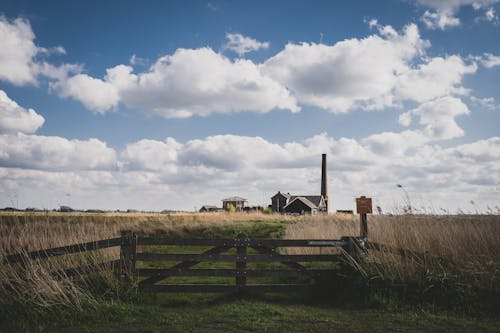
[360,213,368,239]
[235,234,247,292]
[341,236,364,262]
[120,230,137,280]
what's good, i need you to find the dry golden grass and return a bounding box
[284,214,500,282]
[1,211,499,309]
[0,211,299,309]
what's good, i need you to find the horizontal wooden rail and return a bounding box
[136,253,340,262]
[138,268,337,278]
[137,237,347,247]
[140,284,311,293]
[3,237,123,264]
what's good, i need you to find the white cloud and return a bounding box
[263,24,428,113]
[485,7,499,20]
[56,47,299,116]
[0,16,75,86]
[363,130,429,156]
[224,33,270,56]
[416,0,500,29]
[2,131,499,212]
[0,16,39,85]
[0,133,118,171]
[399,96,470,140]
[470,96,498,110]
[123,48,299,117]
[394,56,476,102]
[121,138,181,171]
[473,53,500,68]
[0,90,44,134]
[51,72,120,113]
[421,9,460,30]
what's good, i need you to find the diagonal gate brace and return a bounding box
[139,245,233,286]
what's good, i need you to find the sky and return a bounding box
[0,0,499,213]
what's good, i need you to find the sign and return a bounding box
[356,196,372,214]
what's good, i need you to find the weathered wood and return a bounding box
[138,268,336,277]
[119,230,137,279]
[360,213,368,239]
[236,237,247,289]
[136,253,340,263]
[4,237,123,264]
[138,246,232,286]
[140,284,310,293]
[137,237,347,247]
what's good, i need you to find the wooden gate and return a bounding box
[131,233,362,293]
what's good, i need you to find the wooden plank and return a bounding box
[236,243,246,288]
[138,268,337,277]
[137,253,340,263]
[136,237,347,247]
[249,239,347,247]
[137,238,235,246]
[138,246,232,286]
[140,284,310,293]
[4,237,123,264]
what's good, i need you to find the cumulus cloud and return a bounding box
[0,133,118,171]
[0,90,44,134]
[51,72,121,113]
[263,24,428,113]
[399,96,470,140]
[0,16,76,86]
[224,33,270,56]
[1,131,499,212]
[394,56,476,102]
[56,47,299,116]
[0,16,39,85]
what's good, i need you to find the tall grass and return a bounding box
[0,211,296,314]
[1,211,499,316]
[284,214,500,311]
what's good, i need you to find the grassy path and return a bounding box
[50,294,500,333]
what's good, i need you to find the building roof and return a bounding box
[289,195,323,207]
[284,196,318,210]
[200,205,218,209]
[222,196,248,202]
[271,191,291,199]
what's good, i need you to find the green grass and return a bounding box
[11,294,500,333]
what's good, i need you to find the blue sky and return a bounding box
[1,0,499,212]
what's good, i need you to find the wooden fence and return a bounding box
[135,234,364,292]
[2,230,428,293]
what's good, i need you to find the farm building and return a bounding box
[222,196,248,211]
[199,205,219,212]
[271,154,329,215]
[271,191,290,213]
[282,196,320,215]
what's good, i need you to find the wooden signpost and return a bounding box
[356,196,372,239]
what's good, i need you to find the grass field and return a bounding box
[0,212,499,332]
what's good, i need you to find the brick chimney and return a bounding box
[321,153,328,212]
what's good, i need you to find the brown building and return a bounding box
[271,191,290,213]
[222,196,248,211]
[283,197,319,215]
[271,154,330,215]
